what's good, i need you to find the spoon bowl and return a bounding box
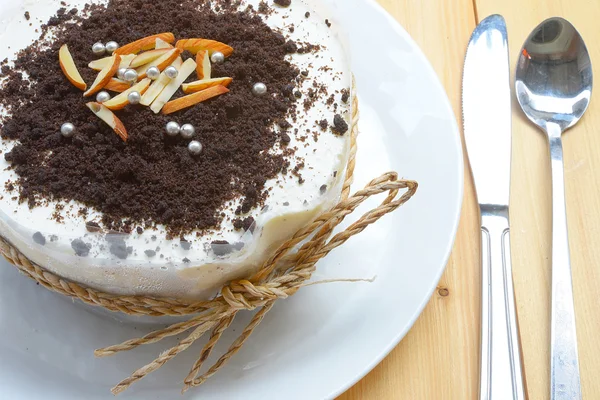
[516,17,592,132]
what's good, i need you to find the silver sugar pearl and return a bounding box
[92,42,106,55]
[188,140,203,155]
[210,51,225,64]
[105,41,119,54]
[123,69,138,83]
[117,67,127,80]
[165,121,181,136]
[252,82,267,96]
[180,124,195,139]
[164,66,178,79]
[146,66,161,80]
[60,122,75,138]
[96,91,111,103]
[127,91,141,105]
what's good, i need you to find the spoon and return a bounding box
[516,17,592,400]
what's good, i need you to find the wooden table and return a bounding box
[340,0,600,398]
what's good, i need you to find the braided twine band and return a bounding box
[0,90,418,394]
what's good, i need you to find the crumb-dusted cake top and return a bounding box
[0,0,312,235]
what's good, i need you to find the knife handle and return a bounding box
[479,210,526,400]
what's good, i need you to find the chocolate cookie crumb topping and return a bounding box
[274,0,291,6]
[0,0,301,236]
[24,12,31,21]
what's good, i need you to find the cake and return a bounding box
[0,0,352,300]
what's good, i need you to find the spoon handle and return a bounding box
[479,209,525,400]
[548,126,582,400]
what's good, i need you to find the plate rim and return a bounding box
[327,1,464,398]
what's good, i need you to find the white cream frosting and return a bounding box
[0,0,352,299]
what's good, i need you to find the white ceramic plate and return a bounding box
[0,0,463,399]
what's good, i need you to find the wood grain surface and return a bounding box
[340,0,600,399]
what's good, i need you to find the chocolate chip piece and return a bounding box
[32,231,46,245]
[305,12,310,18]
[242,216,255,232]
[341,89,350,103]
[71,239,91,257]
[282,84,294,96]
[274,0,291,6]
[278,120,292,129]
[109,239,128,260]
[320,184,327,194]
[24,11,30,21]
[144,249,156,257]
[333,114,349,135]
[284,40,298,53]
[325,19,332,28]
[211,240,233,256]
[85,221,101,233]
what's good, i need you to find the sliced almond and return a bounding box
[84,55,121,97]
[182,77,233,94]
[175,38,233,57]
[140,57,183,106]
[150,58,197,113]
[195,50,211,80]
[88,54,135,71]
[162,85,229,115]
[136,48,182,79]
[155,37,174,49]
[115,33,175,55]
[59,44,87,91]
[104,78,131,92]
[102,78,151,110]
[86,102,128,141]
[130,49,171,68]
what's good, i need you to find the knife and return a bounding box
[462,15,526,400]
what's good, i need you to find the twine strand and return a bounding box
[187,302,275,389]
[182,313,237,393]
[110,320,218,395]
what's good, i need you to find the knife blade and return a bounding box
[462,14,526,400]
